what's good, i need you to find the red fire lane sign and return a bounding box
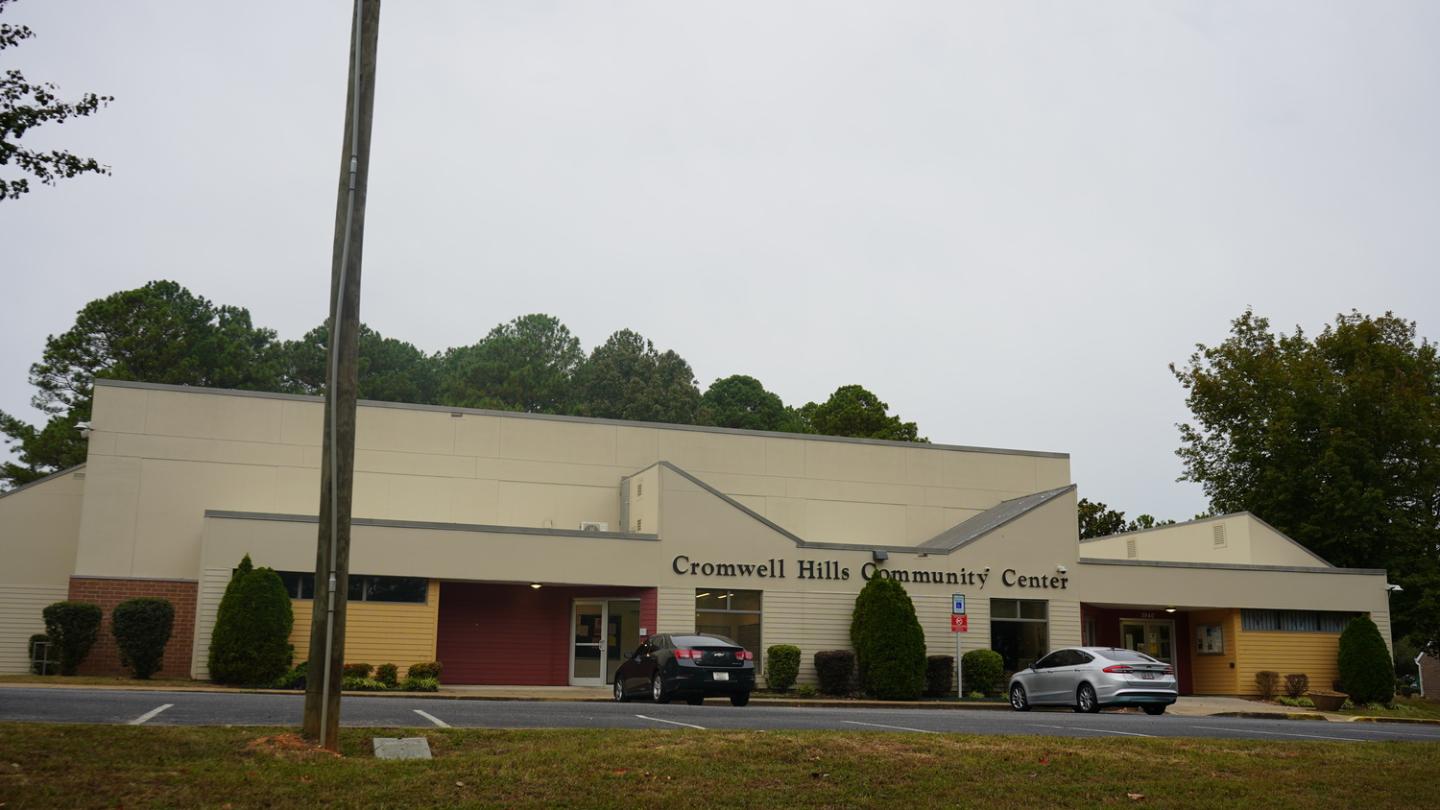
[951,613,968,632]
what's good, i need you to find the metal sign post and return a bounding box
[951,594,967,699]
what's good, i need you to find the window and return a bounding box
[695,589,762,672]
[990,598,1048,672]
[1241,609,1353,633]
[275,572,427,604]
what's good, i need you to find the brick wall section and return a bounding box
[1421,653,1440,699]
[67,577,198,679]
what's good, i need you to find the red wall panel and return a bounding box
[436,582,656,685]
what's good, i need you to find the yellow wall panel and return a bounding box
[1189,609,1238,695]
[288,580,439,678]
[1234,628,1341,696]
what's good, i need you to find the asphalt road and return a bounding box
[2,687,1438,742]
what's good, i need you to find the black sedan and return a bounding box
[613,633,756,706]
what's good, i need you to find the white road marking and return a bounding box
[1035,724,1154,738]
[413,709,450,728]
[635,714,705,730]
[842,720,937,734]
[1195,725,1364,742]
[128,703,174,725]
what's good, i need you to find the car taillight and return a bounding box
[1164,665,1174,676]
[674,649,696,660]
[735,650,753,661]
[1102,664,1133,673]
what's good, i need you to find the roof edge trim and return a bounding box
[0,464,86,501]
[203,510,660,541]
[1077,557,1385,576]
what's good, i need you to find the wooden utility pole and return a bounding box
[302,0,381,751]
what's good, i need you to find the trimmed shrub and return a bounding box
[765,645,801,691]
[1338,615,1394,705]
[1255,670,1281,700]
[795,684,818,698]
[28,634,55,675]
[961,649,1006,696]
[41,601,102,675]
[925,655,954,697]
[1284,673,1309,699]
[342,663,373,679]
[111,598,174,679]
[813,650,855,696]
[275,661,308,690]
[406,661,443,681]
[401,677,439,693]
[208,556,295,686]
[849,577,926,700]
[342,676,387,692]
[375,663,400,688]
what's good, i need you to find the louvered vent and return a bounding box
[635,518,643,532]
[1213,524,1227,548]
[1126,538,1137,558]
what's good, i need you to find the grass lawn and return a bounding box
[0,674,202,689]
[1,724,1437,809]
[1338,695,1440,721]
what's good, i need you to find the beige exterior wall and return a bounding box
[79,381,1070,581]
[0,468,87,674]
[1080,514,1329,568]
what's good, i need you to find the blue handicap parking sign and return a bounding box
[952,594,966,614]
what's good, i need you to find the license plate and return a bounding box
[713,672,729,681]
[1141,672,1155,680]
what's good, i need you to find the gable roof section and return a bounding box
[0,465,85,501]
[1078,511,1333,568]
[655,461,1074,556]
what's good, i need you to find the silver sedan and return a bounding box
[1007,646,1178,715]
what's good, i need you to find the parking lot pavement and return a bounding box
[2,687,1439,742]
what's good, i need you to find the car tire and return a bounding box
[652,674,671,704]
[1009,684,1030,712]
[730,691,751,707]
[614,680,629,703]
[1143,704,1167,716]
[686,695,705,706]
[1075,683,1100,714]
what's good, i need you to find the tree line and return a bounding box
[0,280,925,488]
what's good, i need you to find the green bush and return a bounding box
[342,676,387,692]
[406,661,443,681]
[813,650,854,696]
[765,645,801,691]
[375,663,400,688]
[41,601,102,676]
[27,634,55,675]
[274,661,308,690]
[111,598,174,679]
[342,663,373,679]
[1338,615,1394,705]
[1255,670,1281,700]
[961,649,1005,696]
[1284,673,1309,698]
[924,655,954,697]
[849,577,926,700]
[401,677,439,692]
[208,555,294,686]
[795,684,818,698]
[1277,696,1316,708]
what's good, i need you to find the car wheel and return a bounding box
[1143,704,1166,716]
[730,691,750,707]
[652,674,671,704]
[686,695,705,706]
[614,680,629,703]
[1009,684,1030,712]
[1075,683,1100,714]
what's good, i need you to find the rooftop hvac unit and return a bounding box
[579,521,609,533]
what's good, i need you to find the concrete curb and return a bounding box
[1344,715,1440,725]
[1208,711,1330,722]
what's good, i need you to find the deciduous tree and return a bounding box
[571,329,701,425]
[1172,310,1440,649]
[0,0,112,200]
[699,375,805,433]
[798,385,924,442]
[282,323,438,405]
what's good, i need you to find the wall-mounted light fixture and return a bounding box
[1056,565,1068,574]
[529,582,542,590]
[1164,607,1177,613]
[1386,584,1404,593]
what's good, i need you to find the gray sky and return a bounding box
[3,1,1438,521]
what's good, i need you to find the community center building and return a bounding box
[0,380,1397,695]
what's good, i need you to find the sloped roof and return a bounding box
[916,485,1076,552]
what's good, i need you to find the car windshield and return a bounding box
[1100,649,1160,663]
[671,635,737,648]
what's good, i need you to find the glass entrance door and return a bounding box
[571,599,642,686]
[1120,620,1175,666]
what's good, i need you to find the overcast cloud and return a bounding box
[2,1,1437,520]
